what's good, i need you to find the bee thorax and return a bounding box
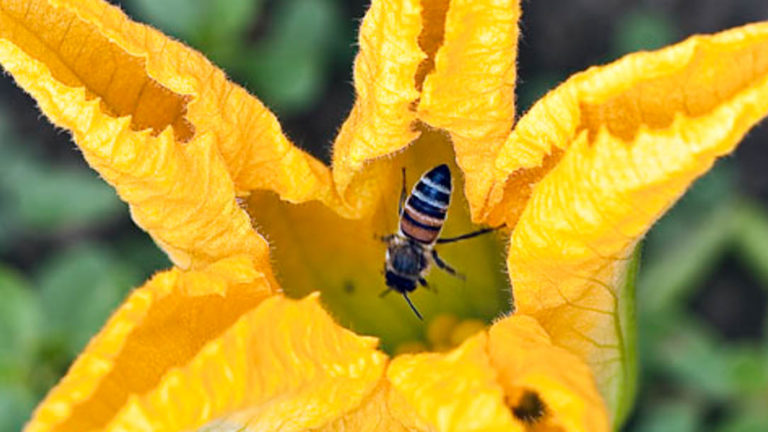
[387,241,428,277]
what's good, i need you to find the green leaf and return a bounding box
[0,384,35,432]
[129,0,206,40]
[131,0,340,114]
[36,244,140,356]
[206,0,263,41]
[8,165,123,231]
[632,399,703,432]
[639,201,735,315]
[642,161,736,253]
[732,200,768,288]
[655,319,734,400]
[246,0,341,112]
[184,0,264,67]
[131,0,261,44]
[613,9,678,55]
[0,266,40,364]
[115,235,171,278]
[248,47,324,111]
[721,345,768,396]
[0,117,123,233]
[716,405,768,432]
[639,162,738,316]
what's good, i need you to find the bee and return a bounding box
[381,164,497,319]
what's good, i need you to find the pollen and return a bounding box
[449,319,486,347]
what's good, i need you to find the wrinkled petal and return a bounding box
[25,256,271,432]
[331,0,521,220]
[50,0,337,205]
[313,382,412,432]
[417,0,520,219]
[27,282,387,431]
[331,0,425,215]
[387,332,519,431]
[489,21,768,227]
[502,22,768,419]
[488,315,609,432]
[385,315,609,431]
[0,0,334,269]
[103,294,387,431]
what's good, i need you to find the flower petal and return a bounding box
[26,266,387,431]
[503,22,768,421]
[25,256,271,432]
[102,294,387,431]
[0,0,333,269]
[49,0,336,204]
[489,21,768,226]
[331,0,425,215]
[313,382,413,432]
[417,0,520,220]
[488,315,609,432]
[387,331,519,431]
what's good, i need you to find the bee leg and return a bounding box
[419,277,438,293]
[436,225,504,244]
[431,250,466,281]
[402,292,423,320]
[398,167,407,215]
[379,288,392,298]
[379,234,395,243]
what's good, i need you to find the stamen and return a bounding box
[425,315,487,352]
[448,319,485,347]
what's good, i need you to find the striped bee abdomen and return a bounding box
[400,164,451,244]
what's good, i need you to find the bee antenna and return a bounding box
[402,292,423,320]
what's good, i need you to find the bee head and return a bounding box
[385,270,417,293]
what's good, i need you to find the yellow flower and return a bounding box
[2,0,767,430]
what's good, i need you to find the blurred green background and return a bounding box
[0,0,767,430]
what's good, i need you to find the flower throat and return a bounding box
[244,137,513,354]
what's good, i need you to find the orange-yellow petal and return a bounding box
[502,22,768,421]
[25,256,271,432]
[26,269,387,431]
[488,315,609,432]
[489,21,768,227]
[101,294,387,431]
[308,381,412,432]
[417,0,520,220]
[0,0,336,269]
[387,331,519,431]
[48,0,336,205]
[331,0,425,215]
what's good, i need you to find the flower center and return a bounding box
[244,133,511,354]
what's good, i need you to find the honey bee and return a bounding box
[381,164,497,319]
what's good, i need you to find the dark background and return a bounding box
[0,1,767,430]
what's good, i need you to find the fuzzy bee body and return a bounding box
[383,165,455,319]
[399,164,451,243]
[383,164,498,319]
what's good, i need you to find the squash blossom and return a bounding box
[2,0,768,430]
